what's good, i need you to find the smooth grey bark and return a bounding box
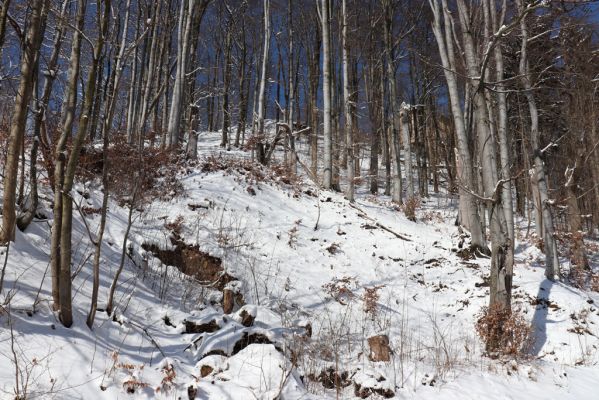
[383,0,403,204]
[17,0,66,232]
[50,0,86,324]
[126,10,141,145]
[137,0,162,150]
[428,0,485,252]
[186,106,200,159]
[167,0,194,147]
[342,0,354,202]
[287,0,297,172]
[254,0,270,164]
[320,0,332,189]
[235,19,248,147]
[401,103,414,199]
[456,0,512,308]
[59,0,109,328]
[488,0,514,245]
[221,8,233,149]
[517,0,558,279]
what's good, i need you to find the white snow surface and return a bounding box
[0,130,598,399]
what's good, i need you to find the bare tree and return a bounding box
[342,0,354,201]
[516,0,559,280]
[0,0,48,244]
[320,0,333,189]
[254,0,270,164]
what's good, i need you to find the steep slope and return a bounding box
[0,131,597,399]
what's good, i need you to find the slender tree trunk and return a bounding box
[0,0,47,243]
[87,109,109,329]
[186,106,200,159]
[0,0,11,64]
[564,166,588,270]
[517,0,558,279]
[342,0,354,202]
[383,0,403,204]
[429,0,485,252]
[308,32,321,176]
[235,20,248,147]
[221,15,233,149]
[401,103,414,199]
[106,186,137,316]
[254,0,270,164]
[456,0,512,309]
[168,0,193,147]
[59,0,110,328]
[321,0,332,188]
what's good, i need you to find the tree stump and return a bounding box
[223,289,234,314]
[368,335,391,362]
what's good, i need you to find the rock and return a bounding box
[239,309,255,327]
[184,319,219,334]
[308,367,351,389]
[187,385,197,399]
[222,281,244,314]
[353,369,395,398]
[200,365,213,377]
[195,355,227,378]
[302,321,312,338]
[368,335,391,362]
[223,289,235,314]
[354,382,394,399]
[232,332,273,355]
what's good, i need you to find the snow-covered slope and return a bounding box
[0,131,598,399]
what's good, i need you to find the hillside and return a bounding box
[0,131,597,399]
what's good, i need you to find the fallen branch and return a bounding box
[349,203,412,241]
[129,320,166,360]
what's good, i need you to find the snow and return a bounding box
[0,129,598,399]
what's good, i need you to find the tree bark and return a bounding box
[342,0,354,202]
[517,0,559,279]
[428,0,485,252]
[0,0,47,243]
[321,0,333,189]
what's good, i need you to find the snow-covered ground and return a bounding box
[0,130,598,399]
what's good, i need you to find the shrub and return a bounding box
[402,197,421,222]
[77,136,184,205]
[362,285,385,317]
[475,304,531,358]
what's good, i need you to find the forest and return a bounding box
[0,0,598,399]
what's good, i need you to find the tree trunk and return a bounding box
[221,11,233,149]
[342,0,354,202]
[429,0,485,252]
[517,0,559,279]
[321,0,332,189]
[254,0,270,164]
[401,103,414,199]
[60,0,110,327]
[0,0,47,243]
[383,0,403,204]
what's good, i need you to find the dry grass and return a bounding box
[402,197,421,222]
[77,137,184,205]
[475,304,532,358]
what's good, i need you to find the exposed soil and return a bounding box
[142,239,234,291]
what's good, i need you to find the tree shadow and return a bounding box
[529,278,554,355]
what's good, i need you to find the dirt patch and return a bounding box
[354,382,394,399]
[142,239,234,291]
[184,319,220,334]
[232,332,273,355]
[307,368,351,390]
